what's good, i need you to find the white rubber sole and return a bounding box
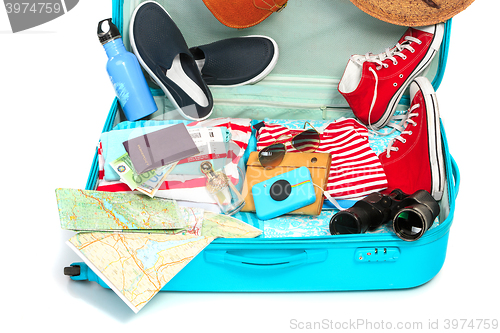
[411,76,445,201]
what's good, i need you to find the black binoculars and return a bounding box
[329,189,440,241]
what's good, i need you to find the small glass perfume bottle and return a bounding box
[200,161,245,215]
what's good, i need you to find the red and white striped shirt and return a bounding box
[256,119,388,200]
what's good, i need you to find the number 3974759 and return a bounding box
[5,2,62,14]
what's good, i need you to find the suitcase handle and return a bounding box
[204,249,328,269]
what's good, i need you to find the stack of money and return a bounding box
[109,153,177,197]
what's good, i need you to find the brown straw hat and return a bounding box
[202,0,288,29]
[349,0,475,26]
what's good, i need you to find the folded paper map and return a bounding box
[58,188,262,313]
[67,232,214,313]
[56,188,185,231]
[201,211,263,238]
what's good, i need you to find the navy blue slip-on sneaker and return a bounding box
[130,1,213,121]
[189,36,279,87]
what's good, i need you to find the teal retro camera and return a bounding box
[252,167,316,220]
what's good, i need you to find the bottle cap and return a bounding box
[97,18,121,45]
[200,161,215,177]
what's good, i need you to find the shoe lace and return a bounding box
[367,67,379,131]
[368,111,407,137]
[359,35,422,131]
[353,35,423,69]
[384,103,420,158]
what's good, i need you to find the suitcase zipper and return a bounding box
[209,75,352,119]
[212,98,348,110]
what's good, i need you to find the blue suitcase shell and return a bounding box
[68,0,459,293]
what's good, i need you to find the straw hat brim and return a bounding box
[349,0,475,26]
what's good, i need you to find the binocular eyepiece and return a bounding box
[330,189,440,241]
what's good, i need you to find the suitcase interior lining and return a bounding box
[121,0,439,79]
[116,0,441,120]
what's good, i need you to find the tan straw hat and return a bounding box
[349,0,475,26]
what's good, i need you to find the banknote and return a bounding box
[110,153,160,190]
[136,162,177,197]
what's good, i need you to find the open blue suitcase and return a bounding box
[68,0,460,293]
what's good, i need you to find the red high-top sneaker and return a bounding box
[338,24,444,130]
[378,77,445,201]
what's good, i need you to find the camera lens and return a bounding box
[393,209,424,241]
[270,180,291,201]
[330,212,362,234]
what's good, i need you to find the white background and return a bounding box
[1,1,498,332]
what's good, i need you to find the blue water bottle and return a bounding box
[98,19,157,121]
